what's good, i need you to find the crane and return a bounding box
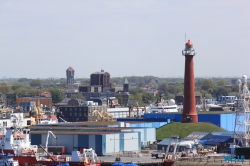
[45,131,57,153]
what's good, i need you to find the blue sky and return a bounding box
[0,1,250,78]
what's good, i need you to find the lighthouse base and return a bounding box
[182,114,198,123]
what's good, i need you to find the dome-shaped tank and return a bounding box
[186,143,192,149]
[169,99,176,105]
[237,79,242,85]
[242,75,247,83]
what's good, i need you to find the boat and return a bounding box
[5,128,101,166]
[0,113,38,155]
[0,142,18,166]
[13,148,102,166]
[1,114,101,166]
[0,153,19,166]
[148,97,178,113]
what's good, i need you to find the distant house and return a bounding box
[40,91,51,98]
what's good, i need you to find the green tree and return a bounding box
[158,83,168,95]
[0,83,11,94]
[217,79,226,86]
[71,92,86,100]
[129,93,143,106]
[137,81,145,88]
[11,83,26,91]
[18,78,31,83]
[148,80,158,88]
[48,87,64,103]
[213,87,228,97]
[14,86,40,96]
[129,87,146,95]
[116,93,123,105]
[30,79,42,87]
[168,85,177,94]
[231,84,239,92]
[201,79,215,91]
[142,93,155,104]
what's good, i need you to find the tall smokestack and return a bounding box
[182,40,198,123]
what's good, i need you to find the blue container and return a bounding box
[49,163,70,166]
[112,162,138,166]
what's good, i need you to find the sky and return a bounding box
[0,0,250,79]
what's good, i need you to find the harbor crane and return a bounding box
[45,131,57,153]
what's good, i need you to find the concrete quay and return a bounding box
[98,154,250,166]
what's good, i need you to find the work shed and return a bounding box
[204,135,233,146]
[203,135,235,153]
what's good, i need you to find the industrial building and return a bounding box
[57,104,108,122]
[16,97,52,108]
[29,122,156,155]
[118,112,238,132]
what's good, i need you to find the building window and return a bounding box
[79,112,82,116]
[70,113,72,116]
[75,108,77,111]
[75,112,77,116]
[70,108,72,111]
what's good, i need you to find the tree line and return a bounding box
[0,76,243,106]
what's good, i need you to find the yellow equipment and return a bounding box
[92,110,114,122]
[30,100,47,125]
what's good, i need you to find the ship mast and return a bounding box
[233,75,250,147]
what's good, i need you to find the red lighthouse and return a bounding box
[182,40,198,123]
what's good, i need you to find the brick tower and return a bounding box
[182,40,198,123]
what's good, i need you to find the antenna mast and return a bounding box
[233,75,250,147]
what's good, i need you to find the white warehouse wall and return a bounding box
[123,132,139,151]
[124,128,156,144]
[105,133,120,153]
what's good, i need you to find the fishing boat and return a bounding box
[0,153,19,166]
[3,128,101,166]
[13,149,102,166]
[0,143,19,166]
[1,114,101,166]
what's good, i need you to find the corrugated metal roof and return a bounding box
[157,138,171,145]
[184,132,210,140]
[211,131,234,137]
[204,135,232,145]
[30,131,123,135]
